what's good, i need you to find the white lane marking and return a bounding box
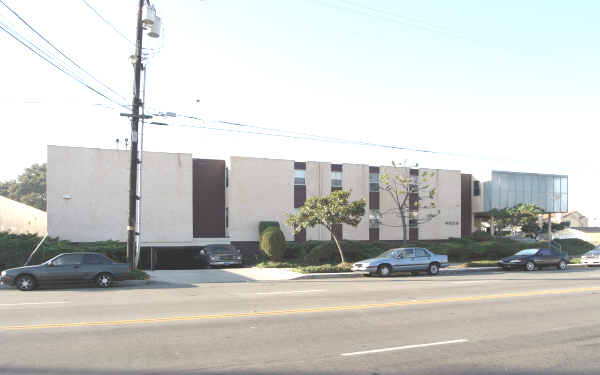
[341,339,469,357]
[0,301,70,307]
[255,289,325,295]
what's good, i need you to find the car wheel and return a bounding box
[428,263,440,275]
[95,272,113,288]
[525,261,536,271]
[557,260,567,270]
[377,264,392,277]
[15,274,36,291]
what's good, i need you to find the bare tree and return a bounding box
[379,161,439,244]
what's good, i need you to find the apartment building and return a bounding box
[47,145,483,254]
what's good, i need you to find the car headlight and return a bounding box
[509,259,522,263]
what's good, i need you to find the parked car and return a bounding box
[0,252,133,291]
[193,244,243,268]
[498,248,569,271]
[351,248,449,277]
[580,248,600,267]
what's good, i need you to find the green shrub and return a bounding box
[470,230,492,241]
[259,227,286,261]
[304,240,380,264]
[0,231,126,271]
[259,221,280,236]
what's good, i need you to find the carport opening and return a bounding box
[139,247,202,270]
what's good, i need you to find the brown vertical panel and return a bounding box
[294,162,306,170]
[294,185,306,208]
[409,227,418,241]
[369,228,379,241]
[331,164,343,172]
[461,174,473,238]
[369,166,380,173]
[294,228,306,243]
[193,159,226,238]
[369,192,380,209]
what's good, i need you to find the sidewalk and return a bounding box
[145,263,587,284]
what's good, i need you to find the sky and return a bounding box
[0,0,598,224]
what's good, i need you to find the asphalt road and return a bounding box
[1,267,600,375]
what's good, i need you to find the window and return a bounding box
[369,209,381,229]
[53,254,83,265]
[331,171,342,189]
[83,254,112,265]
[369,172,379,192]
[473,181,480,196]
[415,248,429,257]
[225,167,229,188]
[400,249,415,258]
[294,169,306,185]
[539,249,552,256]
[225,207,229,228]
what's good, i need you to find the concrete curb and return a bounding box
[116,279,154,287]
[291,263,587,280]
[292,272,366,280]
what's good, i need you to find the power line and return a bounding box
[80,0,135,46]
[0,20,128,108]
[155,114,519,162]
[0,0,128,103]
[310,0,480,44]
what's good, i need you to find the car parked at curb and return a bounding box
[0,252,133,291]
[193,244,243,268]
[498,248,569,271]
[580,248,600,267]
[351,248,449,277]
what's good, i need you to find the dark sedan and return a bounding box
[499,248,569,271]
[0,252,133,291]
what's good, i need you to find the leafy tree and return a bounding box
[286,190,366,264]
[379,161,438,245]
[0,164,46,211]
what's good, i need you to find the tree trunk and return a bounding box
[331,232,346,264]
[400,208,408,245]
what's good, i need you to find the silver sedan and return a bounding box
[351,248,449,277]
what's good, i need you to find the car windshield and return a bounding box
[585,250,600,255]
[515,249,539,256]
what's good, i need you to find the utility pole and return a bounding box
[126,0,145,272]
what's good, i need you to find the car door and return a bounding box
[81,254,107,281]
[45,254,85,282]
[413,248,432,271]
[536,249,553,266]
[393,249,415,271]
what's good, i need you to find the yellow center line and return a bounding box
[2,286,599,331]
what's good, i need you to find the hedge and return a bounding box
[259,221,280,236]
[0,231,125,271]
[259,227,286,261]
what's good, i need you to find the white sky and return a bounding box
[0,0,598,224]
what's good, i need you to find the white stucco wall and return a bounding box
[47,145,193,243]
[229,157,294,241]
[305,161,331,241]
[418,169,462,240]
[342,163,369,240]
[0,196,47,235]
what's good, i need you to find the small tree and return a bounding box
[286,190,366,264]
[379,161,438,245]
[0,163,46,211]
